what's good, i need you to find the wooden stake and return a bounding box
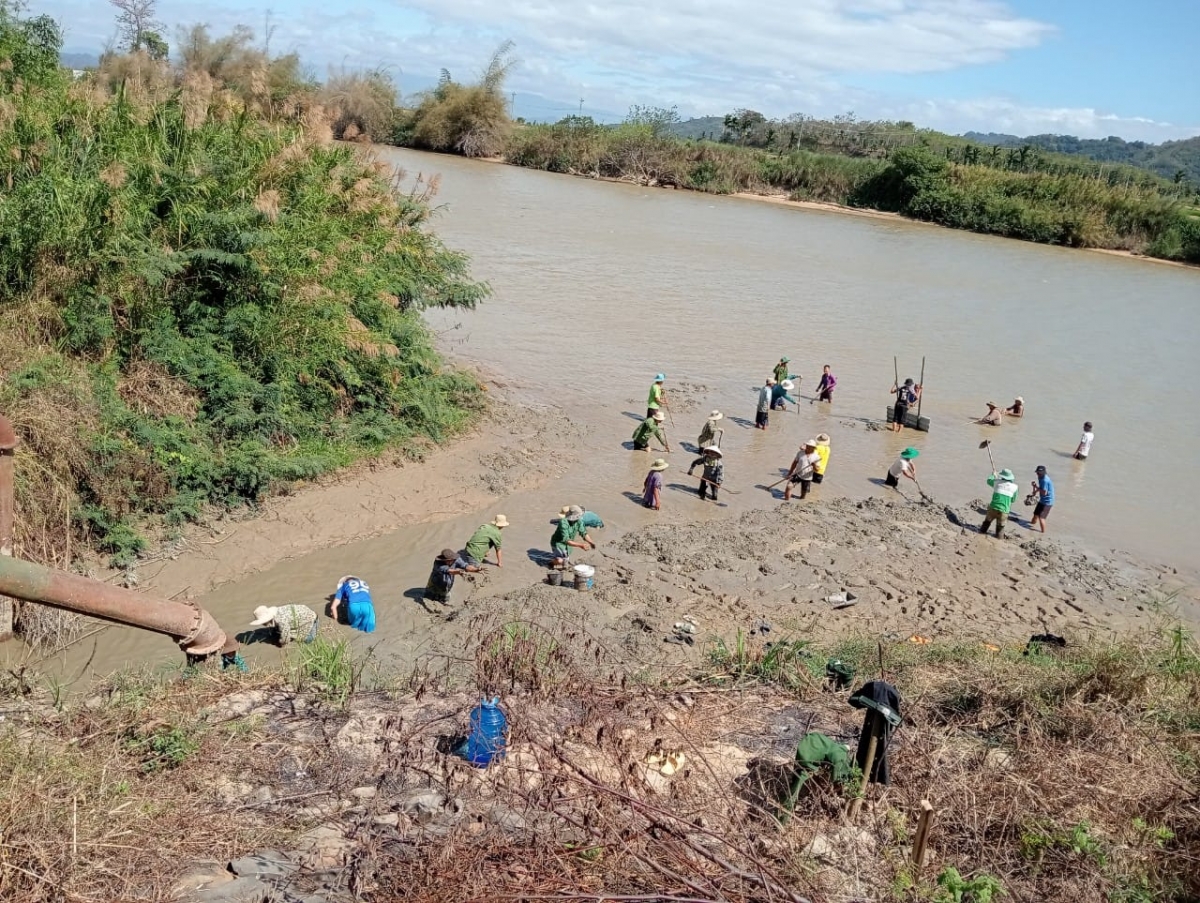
[847,713,881,819]
[910,799,936,867]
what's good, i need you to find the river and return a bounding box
[27,147,1200,679]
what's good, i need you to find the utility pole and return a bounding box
[579,98,584,115]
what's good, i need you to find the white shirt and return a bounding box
[792,452,820,479]
[1078,431,1094,457]
[889,457,914,479]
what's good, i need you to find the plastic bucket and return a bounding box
[574,573,591,592]
[546,569,563,587]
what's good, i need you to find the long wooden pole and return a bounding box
[917,356,926,419]
[848,713,881,819]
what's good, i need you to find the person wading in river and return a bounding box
[647,373,668,419]
[771,379,797,411]
[816,365,837,403]
[756,378,775,430]
[463,514,508,568]
[784,440,821,501]
[687,446,724,501]
[890,378,919,433]
[697,410,723,449]
[424,549,480,606]
[980,469,1020,538]
[773,357,792,385]
[633,410,670,452]
[1005,396,1024,418]
[1074,422,1094,460]
[885,447,919,488]
[551,505,596,563]
[813,433,832,484]
[976,402,1002,426]
[1029,465,1054,533]
[643,458,669,510]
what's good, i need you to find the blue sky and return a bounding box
[45,0,1199,141]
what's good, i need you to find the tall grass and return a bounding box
[0,10,488,591]
[401,42,516,157]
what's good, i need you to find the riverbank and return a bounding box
[2,620,1196,903]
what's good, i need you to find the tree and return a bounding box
[625,104,680,137]
[109,0,162,53]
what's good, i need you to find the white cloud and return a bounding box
[895,98,1199,142]
[40,0,1196,142]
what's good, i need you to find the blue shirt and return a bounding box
[1037,475,1055,505]
[336,577,376,633]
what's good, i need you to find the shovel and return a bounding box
[979,438,997,473]
[914,478,933,503]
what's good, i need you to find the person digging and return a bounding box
[687,445,724,501]
[980,468,1019,538]
[632,410,670,452]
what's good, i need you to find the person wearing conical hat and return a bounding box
[886,447,919,488]
[424,549,481,606]
[560,506,604,530]
[687,446,724,501]
[250,603,318,646]
[812,433,831,484]
[771,379,797,411]
[642,458,669,510]
[697,410,724,449]
[463,514,509,568]
[981,468,1019,538]
[784,440,821,501]
[632,410,670,452]
[646,373,668,419]
[976,401,1002,426]
[551,505,596,562]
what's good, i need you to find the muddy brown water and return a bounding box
[27,148,1200,679]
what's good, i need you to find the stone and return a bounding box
[169,862,234,898]
[804,835,836,862]
[642,767,671,795]
[487,805,529,833]
[349,786,377,800]
[372,813,402,827]
[186,875,282,902]
[205,690,271,721]
[213,779,255,805]
[394,789,461,824]
[253,786,274,804]
[295,823,356,871]
[983,747,1013,771]
[228,851,296,880]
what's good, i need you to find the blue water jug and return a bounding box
[463,696,507,767]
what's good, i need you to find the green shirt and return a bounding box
[647,383,664,410]
[464,523,503,562]
[773,362,790,384]
[986,474,1019,514]
[632,417,665,446]
[551,518,588,553]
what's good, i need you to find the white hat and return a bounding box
[803,438,818,448]
[491,514,509,528]
[781,380,795,391]
[250,605,278,627]
[701,445,723,457]
[566,505,584,522]
[1015,396,1023,403]
[652,411,666,422]
[650,458,670,471]
[708,410,723,421]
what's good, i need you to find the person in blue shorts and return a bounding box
[1029,465,1054,533]
[330,575,376,633]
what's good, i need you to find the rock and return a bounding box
[349,786,377,800]
[804,834,836,862]
[228,851,296,880]
[295,823,355,871]
[186,875,282,902]
[170,862,234,898]
[372,813,401,827]
[394,789,462,824]
[253,786,274,804]
[642,767,671,795]
[983,747,1013,771]
[205,690,270,721]
[213,778,255,805]
[487,805,529,833]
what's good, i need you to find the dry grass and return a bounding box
[1,623,1195,903]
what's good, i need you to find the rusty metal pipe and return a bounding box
[0,554,228,655]
[0,413,15,559]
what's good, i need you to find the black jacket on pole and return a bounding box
[849,680,902,785]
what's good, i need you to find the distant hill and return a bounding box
[668,116,727,141]
[964,131,1200,184]
[60,51,98,68]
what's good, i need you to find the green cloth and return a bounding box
[465,523,503,562]
[551,518,588,555]
[647,383,663,410]
[794,732,851,784]
[632,417,665,446]
[986,474,1019,514]
[773,362,791,384]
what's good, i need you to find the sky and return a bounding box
[44,0,1200,142]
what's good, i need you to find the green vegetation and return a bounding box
[498,115,1199,263]
[0,9,486,586]
[398,41,517,157]
[291,635,361,704]
[965,131,1200,186]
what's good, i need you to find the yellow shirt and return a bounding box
[814,444,830,475]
